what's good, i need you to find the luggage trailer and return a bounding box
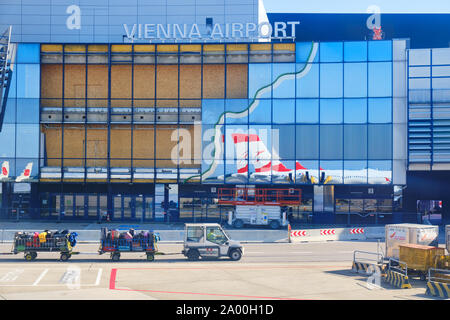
[10,232,77,261]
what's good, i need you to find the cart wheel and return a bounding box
[111,253,120,262]
[187,249,200,261]
[31,252,37,260]
[420,273,427,281]
[146,253,155,262]
[60,253,70,261]
[229,249,242,261]
[25,253,33,261]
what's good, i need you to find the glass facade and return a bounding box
[0,39,409,222]
[408,48,450,170]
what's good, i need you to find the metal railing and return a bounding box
[428,268,450,283]
[353,250,384,266]
[388,257,409,278]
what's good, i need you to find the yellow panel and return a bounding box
[227,44,248,52]
[88,45,108,52]
[180,44,201,52]
[250,43,272,51]
[41,44,63,52]
[203,44,224,52]
[157,44,179,52]
[134,45,155,52]
[273,43,295,51]
[64,45,86,52]
[112,45,132,52]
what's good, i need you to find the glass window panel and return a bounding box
[336,198,350,213]
[296,42,318,63]
[248,64,272,99]
[249,99,271,124]
[368,62,392,97]
[273,99,295,124]
[15,158,38,178]
[225,125,249,160]
[17,43,40,64]
[368,40,392,61]
[320,99,343,124]
[344,125,367,159]
[272,125,295,159]
[296,99,319,123]
[16,124,39,158]
[320,160,343,184]
[3,99,16,124]
[344,160,367,184]
[296,125,319,159]
[16,98,39,124]
[295,160,319,184]
[296,63,319,98]
[344,63,367,97]
[320,42,343,62]
[320,125,343,160]
[368,124,392,159]
[409,49,431,66]
[368,98,392,123]
[272,63,296,98]
[202,99,225,125]
[344,99,367,123]
[225,99,248,124]
[368,160,392,184]
[344,41,367,62]
[432,48,450,65]
[320,63,343,98]
[16,64,40,99]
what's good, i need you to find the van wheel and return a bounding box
[229,249,242,261]
[111,253,120,262]
[60,253,70,261]
[187,249,200,261]
[233,219,244,229]
[269,220,280,229]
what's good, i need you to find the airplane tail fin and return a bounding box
[15,162,32,182]
[0,161,9,180]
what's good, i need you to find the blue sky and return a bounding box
[262,0,450,13]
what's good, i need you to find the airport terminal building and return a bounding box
[0,1,449,225]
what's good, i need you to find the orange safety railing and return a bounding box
[217,188,301,206]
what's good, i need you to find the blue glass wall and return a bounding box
[0,43,40,180]
[201,40,394,185]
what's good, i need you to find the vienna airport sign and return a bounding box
[123,21,300,41]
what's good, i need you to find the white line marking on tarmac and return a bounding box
[33,269,49,286]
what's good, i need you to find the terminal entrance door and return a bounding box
[313,185,335,223]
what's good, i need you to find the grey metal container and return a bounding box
[385,224,439,259]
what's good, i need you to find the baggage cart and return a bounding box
[98,228,159,261]
[399,243,446,280]
[12,231,78,261]
[385,224,439,259]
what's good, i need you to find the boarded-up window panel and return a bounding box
[178,125,202,169]
[41,64,62,107]
[43,125,62,166]
[133,125,155,167]
[87,65,108,108]
[226,64,248,99]
[86,125,107,167]
[111,65,132,107]
[180,65,201,107]
[155,126,178,167]
[63,126,85,167]
[134,65,155,107]
[203,64,224,99]
[156,65,178,107]
[110,126,131,164]
[64,65,86,107]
